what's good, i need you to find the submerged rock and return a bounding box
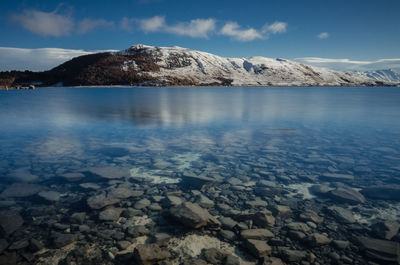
[134,244,171,265]
[38,191,62,202]
[61,172,85,182]
[170,202,221,229]
[328,186,366,204]
[280,249,308,262]
[87,192,120,209]
[355,236,400,264]
[52,233,76,248]
[99,207,124,221]
[244,239,272,258]
[0,210,23,237]
[0,183,44,198]
[327,206,355,224]
[269,205,292,218]
[252,210,276,227]
[361,185,400,201]
[320,173,354,182]
[241,229,274,240]
[299,210,324,224]
[307,233,331,247]
[372,221,400,240]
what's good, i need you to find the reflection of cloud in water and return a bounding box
[27,137,84,159]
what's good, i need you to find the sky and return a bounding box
[0,0,399,71]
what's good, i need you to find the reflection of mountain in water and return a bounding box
[55,87,393,128]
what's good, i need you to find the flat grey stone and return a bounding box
[99,207,123,221]
[0,210,23,236]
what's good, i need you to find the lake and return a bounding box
[0,86,400,264]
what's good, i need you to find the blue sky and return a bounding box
[1,0,399,71]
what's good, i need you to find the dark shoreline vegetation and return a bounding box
[0,86,400,265]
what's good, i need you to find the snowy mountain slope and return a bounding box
[361,69,400,82]
[114,44,389,86]
[4,44,394,87]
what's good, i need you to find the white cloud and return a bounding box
[136,16,216,38]
[221,21,287,42]
[317,32,329,39]
[167,18,216,38]
[262,21,287,34]
[120,17,135,31]
[0,47,115,71]
[77,18,114,34]
[220,22,263,41]
[11,9,74,37]
[294,57,400,71]
[138,16,166,32]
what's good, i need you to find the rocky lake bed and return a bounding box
[0,86,400,264]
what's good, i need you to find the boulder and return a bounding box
[196,194,215,208]
[361,185,400,201]
[309,184,333,195]
[134,199,151,210]
[61,172,85,182]
[263,257,285,265]
[327,206,355,224]
[286,222,311,233]
[134,244,171,265]
[269,205,292,218]
[307,233,331,247]
[87,192,120,210]
[327,186,366,204]
[161,195,183,207]
[170,202,221,229]
[108,187,143,199]
[0,183,44,198]
[372,221,400,240]
[280,249,308,262]
[244,239,272,258]
[53,233,76,248]
[241,229,274,240]
[99,207,124,221]
[38,191,62,202]
[299,210,324,224]
[0,210,24,236]
[320,173,354,182]
[355,236,400,264]
[252,210,275,227]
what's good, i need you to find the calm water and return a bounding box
[0,86,399,186]
[1,86,400,264]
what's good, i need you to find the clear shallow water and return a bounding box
[1,86,400,264]
[1,86,399,186]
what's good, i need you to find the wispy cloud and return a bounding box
[220,22,263,41]
[317,32,329,39]
[77,18,114,34]
[11,8,74,37]
[0,47,115,71]
[294,57,400,71]
[137,16,166,32]
[221,21,287,41]
[134,16,216,38]
[262,21,287,34]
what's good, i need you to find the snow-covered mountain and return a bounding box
[111,44,391,86]
[2,44,397,87]
[361,69,400,83]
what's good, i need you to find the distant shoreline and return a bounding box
[1,84,399,90]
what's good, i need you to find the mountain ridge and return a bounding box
[0,44,397,88]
